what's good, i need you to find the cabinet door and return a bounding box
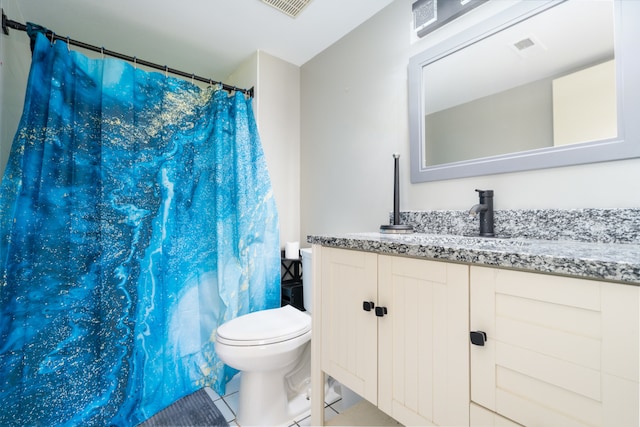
[320,247,378,404]
[378,255,469,426]
[470,266,639,427]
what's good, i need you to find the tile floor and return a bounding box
[204,373,345,426]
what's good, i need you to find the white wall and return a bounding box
[229,51,301,250]
[300,0,640,241]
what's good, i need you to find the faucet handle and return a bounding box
[475,189,493,196]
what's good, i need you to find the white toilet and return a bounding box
[214,248,316,426]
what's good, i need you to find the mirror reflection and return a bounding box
[422,0,615,167]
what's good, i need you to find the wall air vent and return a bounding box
[413,0,437,34]
[261,0,313,18]
[413,0,487,38]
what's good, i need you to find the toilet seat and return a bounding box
[216,305,311,346]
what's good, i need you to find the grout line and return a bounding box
[214,397,236,423]
[203,387,221,402]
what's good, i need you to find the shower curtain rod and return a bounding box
[1,9,254,98]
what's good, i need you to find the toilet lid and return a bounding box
[216,305,311,346]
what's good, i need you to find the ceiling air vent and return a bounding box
[513,37,535,51]
[510,34,546,58]
[261,0,313,18]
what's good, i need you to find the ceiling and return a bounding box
[8,0,394,81]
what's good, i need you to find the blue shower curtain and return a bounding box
[0,32,280,426]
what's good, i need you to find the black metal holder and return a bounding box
[380,154,413,234]
[475,189,495,237]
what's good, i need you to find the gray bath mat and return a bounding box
[138,388,229,427]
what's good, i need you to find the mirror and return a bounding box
[409,0,640,183]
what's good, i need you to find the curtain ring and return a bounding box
[100,47,104,59]
[66,36,70,52]
[191,73,195,85]
[165,65,168,78]
[49,31,55,45]
[133,56,137,69]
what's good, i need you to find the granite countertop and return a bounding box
[307,232,640,285]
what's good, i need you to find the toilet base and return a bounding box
[236,368,292,426]
[235,371,335,426]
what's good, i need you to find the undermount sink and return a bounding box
[463,233,511,239]
[393,233,535,250]
[456,234,533,246]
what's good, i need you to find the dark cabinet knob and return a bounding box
[470,331,487,346]
[375,306,388,317]
[363,301,375,312]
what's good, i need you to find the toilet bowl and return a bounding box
[215,304,312,426]
[215,248,320,426]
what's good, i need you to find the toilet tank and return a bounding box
[300,248,313,314]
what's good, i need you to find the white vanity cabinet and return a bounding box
[314,246,470,426]
[311,244,639,427]
[469,266,640,427]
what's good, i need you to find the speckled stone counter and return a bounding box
[307,209,640,285]
[307,232,640,284]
